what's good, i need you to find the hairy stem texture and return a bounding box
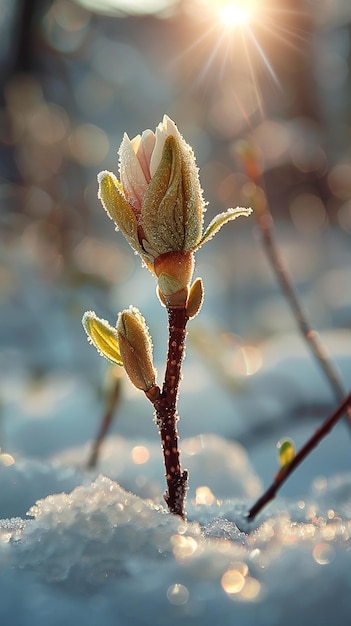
[153,305,188,519]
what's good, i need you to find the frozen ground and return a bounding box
[1,442,351,626]
[0,227,351,625]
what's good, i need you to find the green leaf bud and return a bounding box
[277,438,295,468]
[82,311,123,366]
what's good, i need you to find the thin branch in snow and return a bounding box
[87,369,123,469]
[238,143,351,427]
[247,390,351,521]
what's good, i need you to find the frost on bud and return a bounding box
[82,311,123,366]
[141,135,203,256]
[197,207,253,248]
[97,172,146,265]
[98,116,253,308]
[117,306,156,392]
[277,438,295,468]
[186,278,204,319]
[98,116,205,278]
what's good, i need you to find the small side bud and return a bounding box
[186,278,204,319]
[117,306,156,392]
[277,438,295,468]
[82,311,123,366]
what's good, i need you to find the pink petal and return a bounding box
[119,133,148,214]
[135,129,156,183]
[150,115,180,177]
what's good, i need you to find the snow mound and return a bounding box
[1,471,351,625]
[15,475,200,587]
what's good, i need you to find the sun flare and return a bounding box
[219,5,249,26]
[178,0,305,119]
[208,0,259,28]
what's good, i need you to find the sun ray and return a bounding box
[169,0,312,125]
[194,29,232,87]
[258,20,310,54]
[240,27,265,118]
[246,27,281,88]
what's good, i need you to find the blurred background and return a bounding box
[0,0,351,494]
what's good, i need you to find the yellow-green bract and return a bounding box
[277,438,295,467]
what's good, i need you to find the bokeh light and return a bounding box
[194,485,216,505]
[167,583,190,605]
[0,453,15,467]
[312,542,335,566]
[75,0,177,16]
[171,534,198,559]
[221,568,246,594]
[221,563,262,601]
[131,446,150,464]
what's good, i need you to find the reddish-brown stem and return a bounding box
[87,373,122,469]
[256,205,350,419]
[247,391,351,521]
[149,305,188,519]
[239,145,351,422]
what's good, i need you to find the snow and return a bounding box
[1,459,351,625]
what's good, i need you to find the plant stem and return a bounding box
[239,143,350,423]
[247,390,351,521]
[254,191,350,418]
[87,371,122,469]
[149,305,188,519]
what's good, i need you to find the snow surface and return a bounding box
[1,454,351,626]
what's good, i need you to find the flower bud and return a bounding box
[98,115,252,305]
[141,135,203,256]
[117,307,156,392]
[98,117,205,289]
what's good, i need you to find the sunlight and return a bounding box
[200,0,259,28]
[220,4,249,26]
[217,0,258,27]
[179,0,280,118]
[180,0,309,118]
